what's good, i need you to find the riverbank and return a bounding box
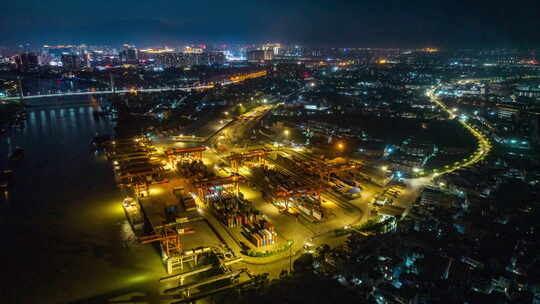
[1,100,168,303]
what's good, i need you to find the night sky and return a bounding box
[1,0,539,48]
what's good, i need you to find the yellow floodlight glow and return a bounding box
[149,187,164,195]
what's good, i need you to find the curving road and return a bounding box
[424,85,492,177]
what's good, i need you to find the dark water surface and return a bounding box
[1,98,165,303]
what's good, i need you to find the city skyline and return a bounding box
[2,2,540,303]
[2,0,540,48]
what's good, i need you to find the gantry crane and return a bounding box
[318,162,363,182]
[192,175,245,204]
[139,226,195,257]
[116,166,163,197]
[226,150,268,173]
[274,184,325,209]
[165,146,206,164]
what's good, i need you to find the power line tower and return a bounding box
[17,76,24,100]
[109,72,115,93]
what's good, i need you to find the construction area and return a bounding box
[102,126,413,301]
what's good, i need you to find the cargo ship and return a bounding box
[122,197,145,235]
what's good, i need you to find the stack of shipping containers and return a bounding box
[209,193,277,248]
[241,220,276,247]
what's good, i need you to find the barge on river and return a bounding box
[122,197,145,235]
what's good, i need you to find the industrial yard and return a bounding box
[101,103,422,302]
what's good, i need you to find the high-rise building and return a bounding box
[247,50,273,62]
[184,46,204,54]
[158,52,195,67]
[262,43,281,55]
[119,45,138,64]
[61,54,82,70]
[282,45,304,57]
[138,48,174,63]
[14,53,39,72]
[37,52,53,66]
[140,49,225,68]
[496,104,519,120]
[199,51,225,66]
[82,51,92,68]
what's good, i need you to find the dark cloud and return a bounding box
[1,0,539,48]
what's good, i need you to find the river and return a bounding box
[1,97,167,303]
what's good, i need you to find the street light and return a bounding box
[284,129,290,136]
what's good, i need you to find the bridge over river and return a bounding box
[1,84,215,101]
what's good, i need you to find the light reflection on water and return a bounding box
[1,98,166,303]
[120,220,139,246]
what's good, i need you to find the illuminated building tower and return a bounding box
[496,104,519,121]
[119,44,138,64]
[262,43,281,55]
[184,46,204,54]
[200,51,225,65]
[247,50,273,62]
[14,53,39,72]
[38,51,53,66]
[83,51,92,68]
[61,54,82,71]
